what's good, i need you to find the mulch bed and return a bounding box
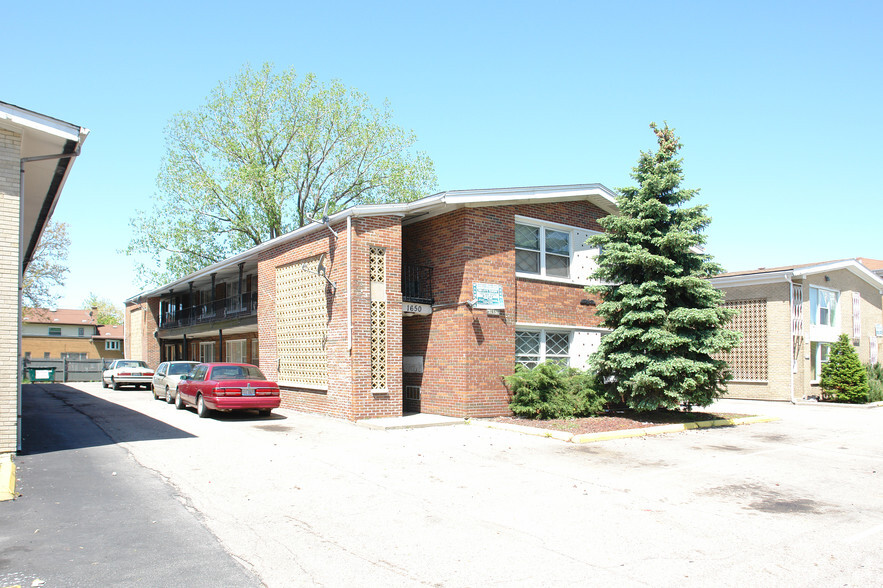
[490,410,750,436]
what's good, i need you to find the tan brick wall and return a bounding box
[21,336,123,360]
[719,282,792,401]
[0,128,22,453]
[719,270,883,402]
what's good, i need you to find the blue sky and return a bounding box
[6,0,882,311]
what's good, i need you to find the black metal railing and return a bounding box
[159,291,258,329]
[402,265,433,305]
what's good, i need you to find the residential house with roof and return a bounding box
[711,259,883,402]
[125,184,616,420]
[21,308,124,361]
[0,101,88,457]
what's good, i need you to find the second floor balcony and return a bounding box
[159,291,258,330]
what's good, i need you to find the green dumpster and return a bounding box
[26,367,56,383]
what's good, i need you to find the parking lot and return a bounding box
[13,383,883,586]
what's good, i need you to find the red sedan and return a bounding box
[175,363,281,418]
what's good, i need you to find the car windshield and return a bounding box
[117,361,147,369]
[168,363,197,376]
[210,365,267,381]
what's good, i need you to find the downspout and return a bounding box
[347,215,352,353]
[17,143,84,452]
[787,273,797,404]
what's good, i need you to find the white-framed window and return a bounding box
[811,341,831,382]
[105,340,121,351]
[78,327,85,337]
[515,329,571,368]
[810,286,839,327]
[515,221,571,279]
[226,339,246,363]
[199,342,215,363]
[251,339,259,364]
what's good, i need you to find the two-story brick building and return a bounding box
[126,184,617,420]
[21,308,124,361]
[712,259,883,401]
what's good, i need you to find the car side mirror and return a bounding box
[180,375,190,381]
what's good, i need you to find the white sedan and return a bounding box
[102,359,155,390]
[151,361,199,403]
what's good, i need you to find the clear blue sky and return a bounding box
[7,0,882,311]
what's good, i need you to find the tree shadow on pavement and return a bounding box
[19,384,196,455]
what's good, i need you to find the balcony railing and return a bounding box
[402,265,433,305]
[160,292,258,329]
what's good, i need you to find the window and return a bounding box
[191,365,208,381]
[43,352,50,359]
[78,327,85,337]
[199,342,215,363]
[515,330,571,368]
[810,286,839,327]
[105,340,121,351]
[24,352,31,359]
[811,342,831,381]
[251,339,259,364]
[515,222,571,279]
[48,327,61,336]
[226,339,246,363]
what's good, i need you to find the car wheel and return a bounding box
[175,391,185,410]
[102,378,108,389]
[112,378,120,391]
[165,386,173,404]
[258,409,272,417]
[196,395,210,419]
[152,385,159,400]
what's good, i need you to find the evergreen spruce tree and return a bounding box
[820,334,869,403]
[588,123,740,411]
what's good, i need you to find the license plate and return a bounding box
[242,387,255,396]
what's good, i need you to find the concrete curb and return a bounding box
[0,454,15,501]
[472,415,780,444]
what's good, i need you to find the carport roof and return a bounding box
[125,183,618,303]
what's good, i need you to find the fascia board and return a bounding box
[711,271,793,288]
[0,102,83,142]
[793,260,883,290]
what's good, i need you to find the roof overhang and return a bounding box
[712,259,883,293]
[0,101,89,274]
[126,183,618,303]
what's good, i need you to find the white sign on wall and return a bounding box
[472,283,504,309]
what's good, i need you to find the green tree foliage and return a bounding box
[22,221,70,309]
[865,362,883,402]
[588,123,739,411]
[820,334,869,403]
[506,362,608,419]
[127,62,437,286]
[82,293,123,325]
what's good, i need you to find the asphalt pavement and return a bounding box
[0,384,260,587]
[3,382,882,587]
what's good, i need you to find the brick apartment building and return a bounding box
[712,259,883,401]
[0,101,88,456]
[22,308,124,361]
[125,184,617,420]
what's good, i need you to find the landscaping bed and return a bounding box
[491,410,751,436]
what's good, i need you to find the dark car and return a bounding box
[175,363,281,418]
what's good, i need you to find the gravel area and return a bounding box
[490,410,749,436]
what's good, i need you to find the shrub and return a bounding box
[506,362,608,419]
[866,362,883,403]
[820,334,869,403]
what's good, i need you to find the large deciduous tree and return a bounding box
[126,62,437,285]
[22,221,70,310]
[82,292,124,326]
[588,123,739,411]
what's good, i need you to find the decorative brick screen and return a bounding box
[275,257,328,387]
[369,247,387,390]
[718,299,768,382]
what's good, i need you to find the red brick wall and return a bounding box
[257,216,402,421]
[124,299,161,366]
[402,200,606,417]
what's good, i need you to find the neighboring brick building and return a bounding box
[21,308,124,361]
[712,259,883,401]
[0,101,88,455]
[125,184,617,420]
